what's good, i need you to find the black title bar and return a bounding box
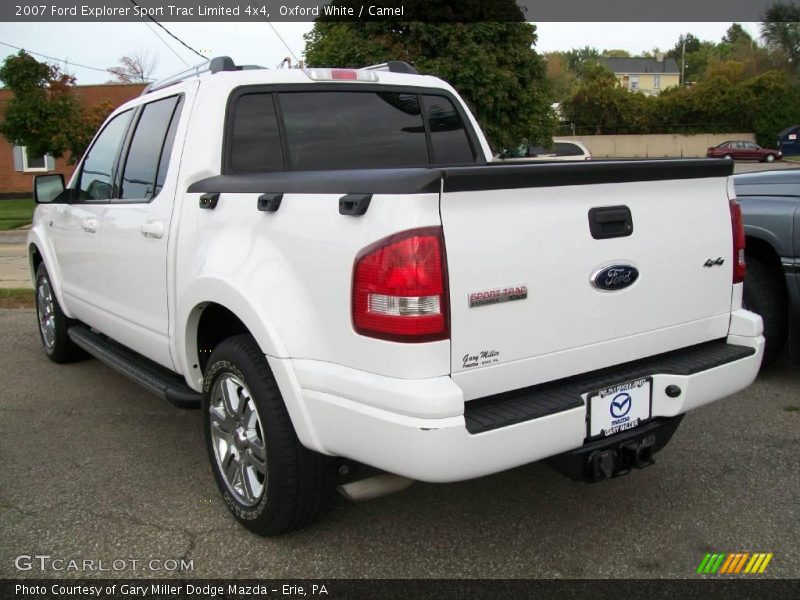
[3,578,800,600]
[2,0,798,22]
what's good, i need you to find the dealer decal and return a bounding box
[462,350,500,369]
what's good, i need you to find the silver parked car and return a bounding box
[497,139,592,162]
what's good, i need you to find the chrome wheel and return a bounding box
[766,154,775,163]
[37,276,56,350]
[209,373,267,506]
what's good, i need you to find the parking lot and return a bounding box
[1,308,798,579]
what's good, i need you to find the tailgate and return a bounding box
[441,160,736,398]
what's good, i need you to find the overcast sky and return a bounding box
[0,21,762,85]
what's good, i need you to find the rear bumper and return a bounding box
[283,332,764,483]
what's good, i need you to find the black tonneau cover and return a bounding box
[188,159,732,196]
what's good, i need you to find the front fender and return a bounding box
[26,224,74,319]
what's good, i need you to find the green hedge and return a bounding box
[562,69,800,147]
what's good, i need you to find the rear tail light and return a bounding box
[352,227,449,342]
[730,199,746,283]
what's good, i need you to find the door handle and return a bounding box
[588,205,633,239]
[140,220,165,239]
[81,218,98,233]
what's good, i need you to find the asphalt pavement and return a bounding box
[0,309,798,579]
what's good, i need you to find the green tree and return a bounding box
[723,23,754,46]
[761,3,800,71]
[303,3,555,149]
[0,50,105,162]
[668,33,701,58]
[560,63,644,134]
[743,70,800,144]
[563,46,601,76]
[602,49,631,58]
[544,52,577,103]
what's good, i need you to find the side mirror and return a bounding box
[33,173,65,204]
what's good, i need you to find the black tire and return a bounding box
[34,263,86,363]
[202,334,326,535]
[743,255,788,367]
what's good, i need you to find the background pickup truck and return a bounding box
[735,170,800,365]
[28,57,764,535]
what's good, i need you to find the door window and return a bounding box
[119,95,183,201]
[77,110,133,201]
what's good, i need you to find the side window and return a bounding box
[119,95,182,201]
[77,110,133,201]
[422,95,474,164]
[229,93,284,173]
[553,142,583,156]
[526,146,550,156]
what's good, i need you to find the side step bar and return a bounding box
[67,325,201,409]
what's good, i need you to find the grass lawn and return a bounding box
[0,287,34,309]
[0,198,35,230]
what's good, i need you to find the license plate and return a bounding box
[587,377,652,438]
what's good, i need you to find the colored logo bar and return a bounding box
[696,553,773,574]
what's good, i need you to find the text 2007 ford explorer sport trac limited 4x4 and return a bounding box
[29,58,764,535]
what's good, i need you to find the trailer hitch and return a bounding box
[586,434,656,482]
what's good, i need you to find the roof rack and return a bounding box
[362,61,419,75]
[140,56,264,96]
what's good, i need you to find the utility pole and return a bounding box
[681,38,686,86]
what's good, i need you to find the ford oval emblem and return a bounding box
[591,264,639,291]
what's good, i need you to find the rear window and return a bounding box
[226,89,476,173]
[281,91,428,170]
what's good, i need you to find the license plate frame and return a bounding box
[587,377,652,439]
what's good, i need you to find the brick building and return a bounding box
[0,83,145,197]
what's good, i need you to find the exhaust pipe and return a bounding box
[337,473,414,502]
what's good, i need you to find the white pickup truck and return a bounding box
[29,57,764,535]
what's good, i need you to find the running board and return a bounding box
[67,325,201,409]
